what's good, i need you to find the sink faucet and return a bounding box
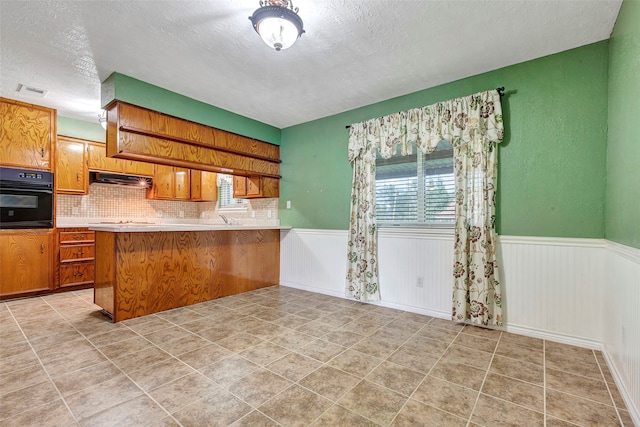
[219,214,229,224]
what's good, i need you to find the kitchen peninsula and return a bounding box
[90,224,289,322]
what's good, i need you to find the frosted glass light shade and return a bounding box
[249,5,304,51]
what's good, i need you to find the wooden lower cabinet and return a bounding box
[57,229,95,289]
[94,229,280,322]
[0,230,53,298]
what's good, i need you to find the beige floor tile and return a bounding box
[122,315,173,334]
[328,349,383,378]
[546,367,613,406]
[471,394,544,426]
[481,372,544,412]
[489,354,544,386]
[35,337,96,363]
[199,354,259,387]
[310,404,379,427]
[403,335,451,354]
[142,325,192,345]
[454,332,499,353]
[412,375,478,419]
[428,318,465,332]
[545,350,603,380]
[545,416,582,426]
[495,340,544,366]
[79,394,167,427]
[53,361,124,397]
[88,328,139,347]
[1,398,76,427]
[546,341,597,363]
[0,379,60,420]
[0,363,50,395]
[110,346,171,374]
[29,329,85,351]
[259,384,332,427]
[322,330,366,348]
[387,344,441,373]
[618,409,634,426]
[366,360,426,396]
[240,341,290,366]
[296,320,334,337]
[173,389,251,426]
[338,380,407,425]
[229,368,293,407]
[128,357,194,391]
[215,332,264,353]
[500,332,544,350]
[351,335,402,359]
[300,365,360,401]
[178,343,233,369]
[441,343,494,370]
[297,339,346,362]
[65,375,143,420]
[155,307,204,324]
[154,333,212,356]
[148,372,220,413]
[430,359,487,390]
[99,336,158,359]
[391,398,467,427]
[230,410,280,426]
[267,352,323,381]
[546,389,620,426]
[270,328,317,350]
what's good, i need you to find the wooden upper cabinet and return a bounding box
[88,141,123,172]
[191,170,217,202]
[152,164,175,199]
[0,98,56,170]
[123,159,154,177]
[174,168,190,199]
[56,136,88,195]
[233,175,279,199]
[0,230,53,298]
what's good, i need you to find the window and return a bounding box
[375,140,455,226]
[217,174,247,209]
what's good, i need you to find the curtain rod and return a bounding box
[345,87,506,129]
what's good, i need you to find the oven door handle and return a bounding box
[0,186,53,194]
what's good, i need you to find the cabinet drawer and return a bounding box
[59,263,94,287]
[60,245,95,263]
[59,231,95,244]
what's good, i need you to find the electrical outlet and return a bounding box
[251,211,256,218]
[286,200,291,209]
[71,207,80,215]
[268,210,272,218]
[416,276,424,287]
[179,210,184,218]
[157,210,163,218]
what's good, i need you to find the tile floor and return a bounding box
[0,286,634,427]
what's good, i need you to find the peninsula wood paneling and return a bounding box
[106,101,280,178]
[95,229,280,322]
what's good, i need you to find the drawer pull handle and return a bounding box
[40,147,45,158]
[73,272,84,277]
[73,251,85,256]
[73,235,84,240]
[40,243,45,254]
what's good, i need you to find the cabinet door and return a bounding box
[246,176,262,197]
[0,98,55,170]
[190,170,202,200]
[88,142,123,173]
[153,164,175,199]
[124,159,154,177]
[200,171,218,202]
[233,176,247,197]
[0,231,52,297]
[174,168,191,199]
[56,136,88,194]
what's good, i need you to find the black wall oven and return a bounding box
[0,167,54,229]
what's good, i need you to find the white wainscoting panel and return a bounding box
[280,229,639,423]
[603,241,640,425]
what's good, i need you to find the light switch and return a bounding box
[286,200,291,209]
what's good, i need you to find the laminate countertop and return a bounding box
[88,223,291,233]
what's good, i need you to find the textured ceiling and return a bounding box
[0,0,622,129]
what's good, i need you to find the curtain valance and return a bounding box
[348,89,504,162]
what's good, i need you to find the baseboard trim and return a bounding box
[602,347,640,427]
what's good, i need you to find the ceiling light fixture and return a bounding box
[249,0,304,51]
[98,111,107,130]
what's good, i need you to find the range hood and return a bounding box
[89,172,152,188]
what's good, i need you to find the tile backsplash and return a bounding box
[56,183,278,223]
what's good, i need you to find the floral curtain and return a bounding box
[347,89,504,325]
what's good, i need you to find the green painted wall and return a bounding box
[280,42,610,236]
[57,116,106,143]
[606,0,640,249]
[103,73,281,145]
